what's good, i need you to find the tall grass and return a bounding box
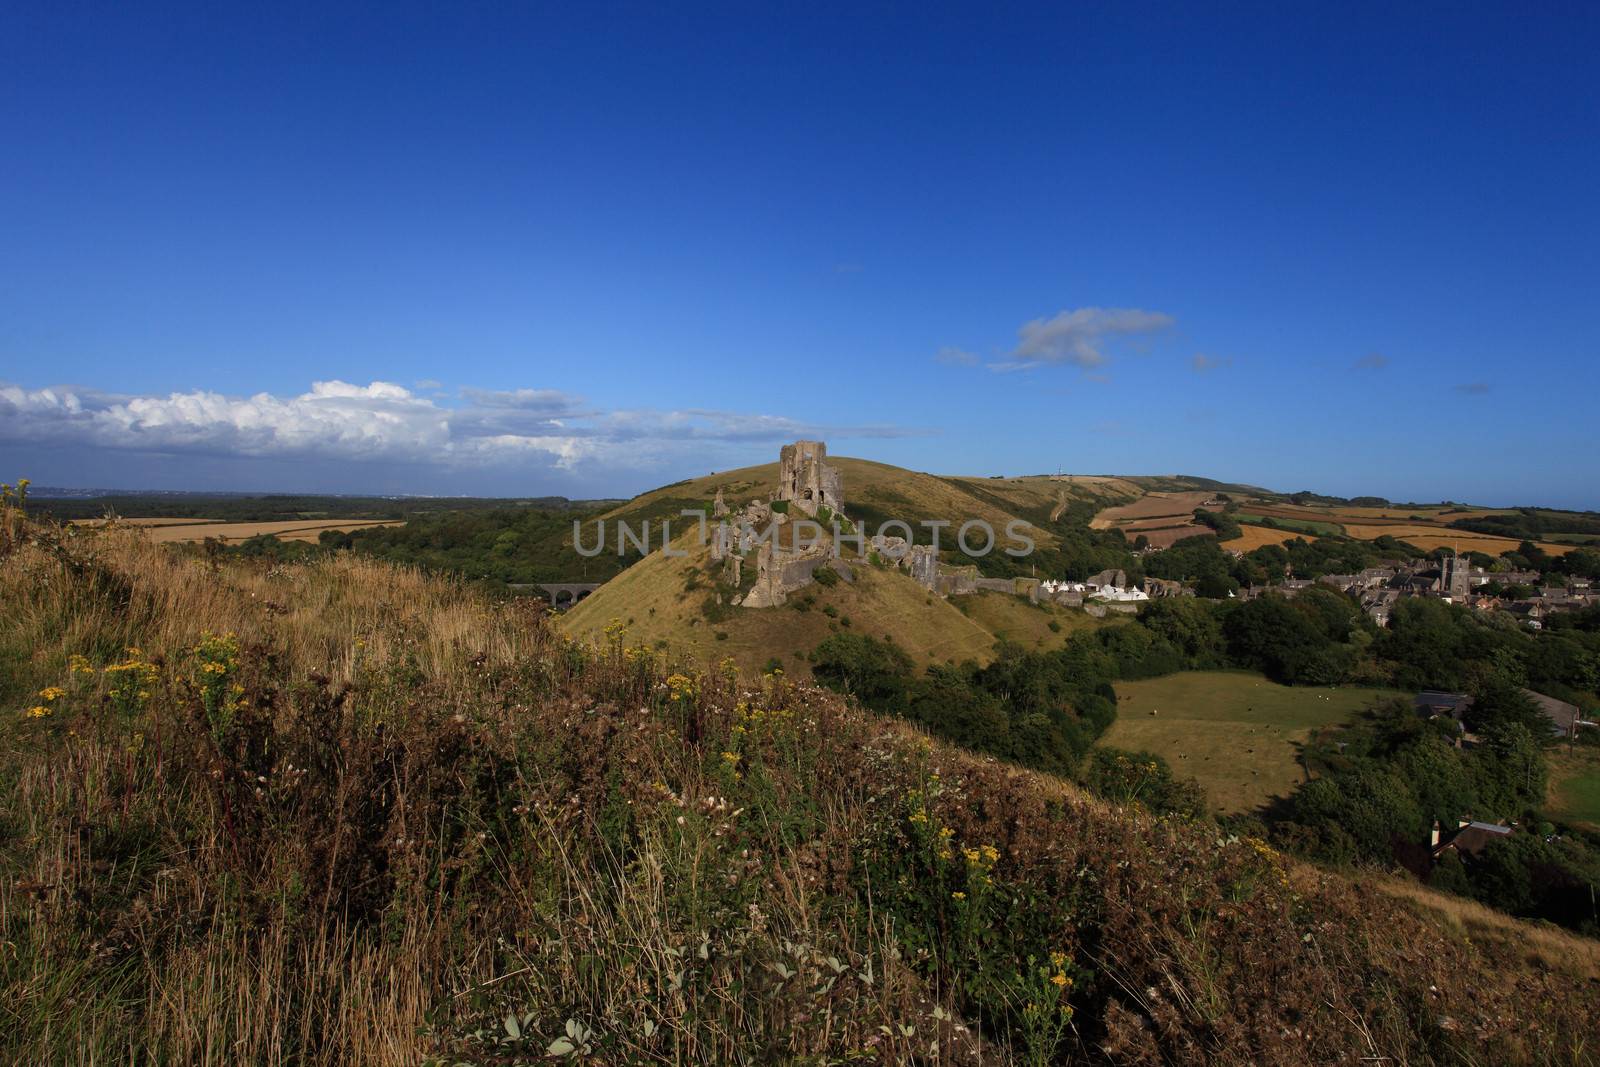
[2,510,1597,1065]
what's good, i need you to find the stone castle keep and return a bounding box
[716,440,849,608]
[776,440,842,518]
[717,439,1044,609]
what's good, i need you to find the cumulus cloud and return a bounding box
[1353,353,1390,371]
[1191,353,1232,373]
[1011,307,1174,369]
[0,379,922,478]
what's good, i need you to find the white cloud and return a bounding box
[0,379,922,477]
[1012,307,1174,368]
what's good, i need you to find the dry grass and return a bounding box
[952,590,1111,651]
[1358,872,1600,983]
[0,524,525,691]
[559,529,1026,678]
[5,510,1600,1065]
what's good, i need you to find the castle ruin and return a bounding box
[776,440,843,518]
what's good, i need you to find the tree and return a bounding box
[1427,850,1472,895]
[1290,766,1423,861]
[1474,722,1548,814]
[810,633,912,711]
[1223,595,1339,684]
[1137,598,1224,667]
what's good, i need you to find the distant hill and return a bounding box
[559,456,1247,676]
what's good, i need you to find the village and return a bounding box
[713,440,1600,632]
[1251,555,1600,630]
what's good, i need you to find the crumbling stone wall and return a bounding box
[741,540,832,608]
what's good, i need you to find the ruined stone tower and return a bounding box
[776,439,843,518]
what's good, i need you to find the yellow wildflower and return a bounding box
[951,891,966,901]
[26,705,51,718]
[38,687,65,702]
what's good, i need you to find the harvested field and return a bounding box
[138,519,406,544]
[1340,524,1571,556]
[1122,515,1208,532]
[70,516,223,528]
[1223,526,1319,551]
[1090,490,1213,529]
[1134,525,1215,549]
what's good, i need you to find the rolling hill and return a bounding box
[559,516,1112,678]
[556,456,1225,675]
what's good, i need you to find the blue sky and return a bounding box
[2,3,1597,505]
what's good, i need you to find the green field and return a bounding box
[1233,513,1346,537]
[1547,749,1600,829]
[1101,671,1401,814]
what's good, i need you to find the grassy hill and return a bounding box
[5,508,1600,1063]
[593,457,1143,555]
[560,457,1250,676]
[560,521,1110,679]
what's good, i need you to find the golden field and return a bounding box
[1222,525,1319,551]
[1339,523,1571,556]
[130,518,406,543]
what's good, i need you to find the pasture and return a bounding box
[1101,671,1401,814]
[1233,512,1344,537]
[1547,748,1600,830]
